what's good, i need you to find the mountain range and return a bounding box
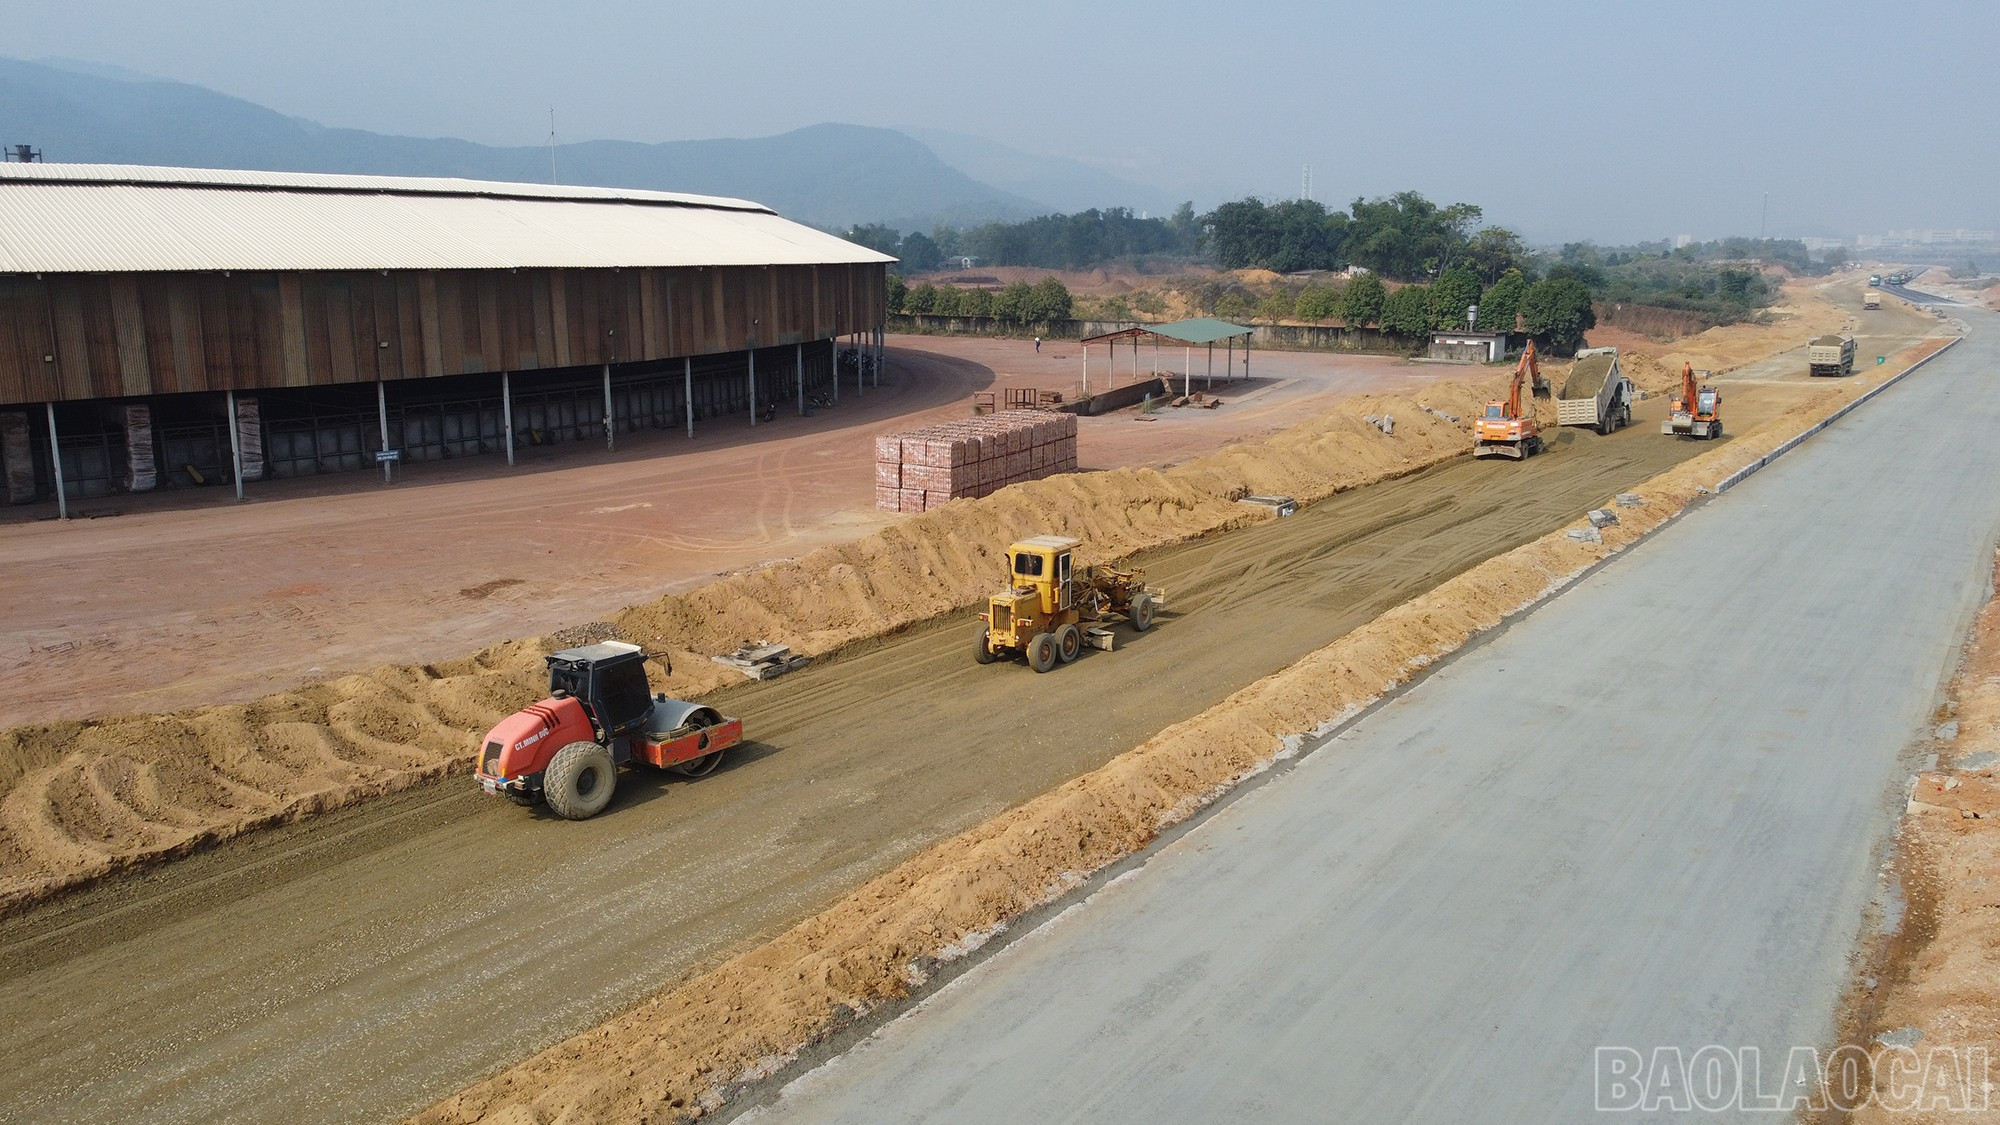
[0,56,1159,233]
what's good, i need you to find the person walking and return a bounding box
[1034,336,1041,353]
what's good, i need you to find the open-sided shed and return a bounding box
[1079,317,1253,397]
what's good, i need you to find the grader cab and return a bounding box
[975,535,1163,672]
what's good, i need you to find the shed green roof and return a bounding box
[1082,317,1253,346]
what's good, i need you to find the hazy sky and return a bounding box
[4,0,1994,243]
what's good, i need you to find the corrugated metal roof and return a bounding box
[0,163,896,273]
[1082,317,1253,346]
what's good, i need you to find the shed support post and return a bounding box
[45,402,66,520]
[603,363,614,451]
[1153,335,1160,377]
[1226,338,1233,386]
[376,380,391,483]
[1185,346,1192,398]
[796,343,806,415]
[1207,342,1214,390]
[855,333,863,397]
[1244,334,1251,381]
[502,371,514,466]
[684,358,694,438]
[832,338,840,405]
[1081,340,1088,396]
[874,327,883,387]
[227,390,244,501]
[748,349,757,425]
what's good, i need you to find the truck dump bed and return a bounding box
[1556,351,1627,429]
[1559,354,1618,400]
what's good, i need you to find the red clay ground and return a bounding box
[0,337,1435,726]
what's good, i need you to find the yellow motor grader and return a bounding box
[975,535,1164,672]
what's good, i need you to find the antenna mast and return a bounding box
[1301,164,1311,202]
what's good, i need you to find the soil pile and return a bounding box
[415,336,1949,1125]
[1560,353,1618,399]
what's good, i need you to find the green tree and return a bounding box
[885,274,908,315]
[1339,273,1386,326]
[960,287,997,317]
[1213,293,1250,320]
[1257,286,1298,323]
[1429,265,1482,330]
[1379,284,1433,339]
[1464,227,1527,284]
[1295,283,1342,323]
[904,282,938,314]
[899,231,943,273]
[1520,278,1598,355]
[1027,277,1074,322]
[842,223,903,258]
[994,281,1035,322]
[1477,269,1528,333]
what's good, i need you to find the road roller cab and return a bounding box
[475,641,743,819]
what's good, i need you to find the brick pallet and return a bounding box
[874,409,1078,513]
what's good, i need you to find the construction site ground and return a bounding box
[0,276,1948,1123]
[0,339,1427,727]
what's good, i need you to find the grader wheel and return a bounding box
[1027,632,1058,673]
[974,626,998,665]
[1130,593,1156,633]
[1055,623,1082,664]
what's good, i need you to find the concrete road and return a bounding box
[743,314,2000,1122]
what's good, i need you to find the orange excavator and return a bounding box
[1474,341,1548,460]
[1660,362,1723,439]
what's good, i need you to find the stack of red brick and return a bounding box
[875,410,1078,512]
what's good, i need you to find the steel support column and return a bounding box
[684,357,694,438]
[45,402,65,520]
[227,390,244,501]
[603,363,614,451]
[502,371,514,465]
[376,380,391,483]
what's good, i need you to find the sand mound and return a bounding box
[414,337,1955,1125]
[0,289,1862,914]
[1560,353,1618,399]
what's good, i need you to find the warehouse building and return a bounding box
[0,164,893,512]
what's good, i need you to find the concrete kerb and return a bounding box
[1714,337,1963,494]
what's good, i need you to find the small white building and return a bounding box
[1428,330,1509,363]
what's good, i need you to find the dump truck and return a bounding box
[1807,334,1857,376]
[1661,363,1722,439]
[1555,347,1634,434]
[976,535,1163,671]
[1473,341,1545,460]
[1863,289,1882,310]
[474,641,742,819]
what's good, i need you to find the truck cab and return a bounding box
[1868,274,1882,287]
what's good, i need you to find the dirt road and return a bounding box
[0,379,1845,1124]
[0,341,1426,727]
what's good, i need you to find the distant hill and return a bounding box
[906,128,1171,218]
[0,56,1050,232]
